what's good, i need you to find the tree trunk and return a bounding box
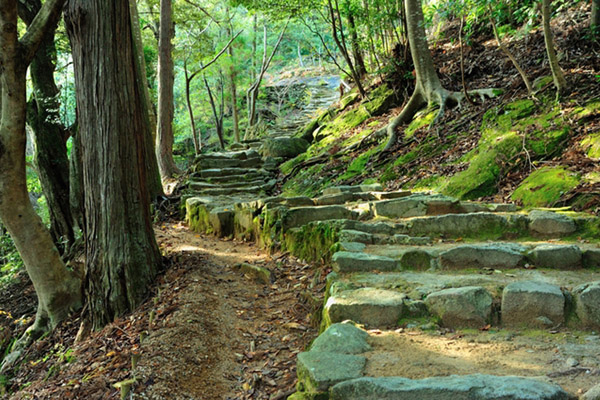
[156,0,180,180]
[542,0,567,99]
[18,0,74,254]
[184,64,200,154]
[592,0,599,29]
[347,11,367,77]
[227,23,240,143]
[383,0,459,150]
[129,0,163,199]
[0,0,82,348]
[65,0,161,329]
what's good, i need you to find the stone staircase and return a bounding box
[184,183,600,399]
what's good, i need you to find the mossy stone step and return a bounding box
[194,157,262,170]
[199,167,266,178]
[323,184,383,196]
[281,206,357,230]
[330,375,571,400]
[501,280,565,328]
[189,178,269,190]
[194,149,259,161]
[200,171,271,183]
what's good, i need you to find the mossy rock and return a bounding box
[581,133,600,159]
[283,221,341,263]
[363,84,397,116]
[261,137,310,159]
[339,93,360,111]
[511,166,581,208]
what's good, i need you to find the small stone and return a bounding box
[324,288,406,327]
[425,286,493,328]
[529,210,577,236]
[310,323,371,354]
[297,352,366,393]
[529,244,582,269]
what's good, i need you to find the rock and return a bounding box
[332,252,399,273]
[330,374,571,400]
[529,210,577,237]
[425,286,493,328]
[371,191,412,200]
[372,194,458,219]
[314,193,359,206]
[583,248,600,268]
[237,263,271,284]
[208,208,235,237]
[324,288,406,327]
[529,244,582,269]
[341,220,395,235]
[393,235,432,245]
[282,206,355,230]
[200,167,263,178]
[574,281,600,329]
[582,383,600,400]
[339,230,374,244]
[260,137,309,158]
[488,203,518,212]
[440,243,526,270]
[323,184,383,196]
[338,242,367,253]
[399,249,434,270]
[502,281,564,328]
[406,212,523,238]
[284,197,315,207]
[310,323,371,354]
[297,352,366,393]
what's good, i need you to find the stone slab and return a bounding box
[502,281,565,328]
[529,210,577,237]
[574,281,600,329]
[324,288,406,327]
[529,244,582,269]
[297,352,366,393]
[310,323,371,354]
[440,243,526,270]
[425,286,493,328]
[332,251,399,273]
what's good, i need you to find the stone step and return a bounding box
[194,157,262,170]
[324,267,600,329]
[192,183,275,197]
[333,242,598,272]
[197,171,272,183]
[194,149,259,161]
[188,178,269,190]
[281,205,358,230]
[199,167,267,179]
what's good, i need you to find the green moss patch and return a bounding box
[511,166,581,208]
[581,133,600,159]
[405,109,437,138]
[284,221,340,263]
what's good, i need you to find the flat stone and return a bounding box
[440,243,526,269]
[488,203,518,212]
[398,249,434,270]
[405,212,523,238]
[502,281,565,328]
[323,184,383,196]
[393,235,432,245]
[372,194,458,219]
[332,252,398,273]
[310,323,371,354]
[338,242,367,253]
[324,288,406,327]
[200,167,260,178]
[339,230,374,244]
[529,244,582,269]
[195,149,259,161]
[196,157,262,170]
[371,191,412,200]
[342,220,396,235]
[314,193,358,206]
[529,210,577,236]
[282,206,355,230]
[284,197,315,207]
[574,281,600,329]
[330,375,571,400]
[425,286,493,328]
[583,248,600,268]
[297,352,366,393]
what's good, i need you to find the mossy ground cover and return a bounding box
[511,166,581,207]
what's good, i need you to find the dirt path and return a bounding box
[7,222,324,400]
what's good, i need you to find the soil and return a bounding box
[365,328,600,397]
[5,223,326,399]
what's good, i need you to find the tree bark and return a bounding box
[591,0,599,29]
[542,0,567,99]
[0,0,82,348]
[65,0,161,329]
[129,0,163,199]
[228,34,240,143]
[383,0,459,150]
[156,0,180,180]
[19,0,75,254]
[347,11,367,77]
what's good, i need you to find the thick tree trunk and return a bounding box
[65,0,161,329]
[383,0,458,150]
[347,12,367,77]
[130,0,164,199]
[19,0,75,254]
[156,0,180,180]
[0,0,81,350]
[542,0,567,99]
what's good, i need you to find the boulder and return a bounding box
[425,286,493,328]
[297,352,366,393]
[529,244,582,269]
[440,243,526,270]
[260,137,309,158]
[330,375,571,400]
[399,249,434,270]
[583,248,600,268]
[574,281,600,329]
[332,251,399,273]
[324,288,406,327]
[529,210,577,236]
[310,323,371,354]
[501,281,564,328]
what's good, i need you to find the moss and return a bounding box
[581,133,600,159]
[364,84,396,115]
[186,200,213,234]
[572,100,600,121]
[339,93,360,111]
[283,221,340,263]
[443,132,521,199]
[511,166,581,208]
[280,153,308,175]
[405,109,437,138]
[533,75,553,91]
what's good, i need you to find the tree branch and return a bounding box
[20,0,66,64]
